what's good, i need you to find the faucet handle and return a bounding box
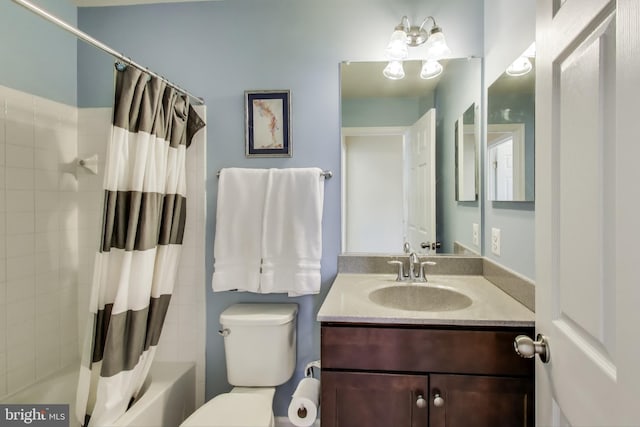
[419,261,437,281]
[387,260,405,281]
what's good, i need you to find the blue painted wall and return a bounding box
[0,0,77,106]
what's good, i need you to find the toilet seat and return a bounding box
[180,392,273,427]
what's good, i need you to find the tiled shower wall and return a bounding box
[0,84,80,398]
[0,90,206,405]
[77,107,207,406]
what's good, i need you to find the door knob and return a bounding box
[514,333,550,363]
[416,394,427,409]
[420,241,442,250]
[433,393,445,407]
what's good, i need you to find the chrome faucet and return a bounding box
[408,252,420,280]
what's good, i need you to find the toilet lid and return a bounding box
[180,393,273,427]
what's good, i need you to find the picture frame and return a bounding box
[245,90,291,157]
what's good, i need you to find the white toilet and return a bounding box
[181,303,298,427]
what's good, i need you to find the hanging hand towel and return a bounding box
[212,168,268,292]
[260,168,325,296]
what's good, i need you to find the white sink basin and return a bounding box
[369,284,473,312]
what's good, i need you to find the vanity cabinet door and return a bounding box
[429,374,533,427]
[321,371,429,427]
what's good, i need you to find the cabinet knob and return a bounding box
[433,393,445,407]
[416,395,427,409]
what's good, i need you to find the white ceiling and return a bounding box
[74,0,216,7]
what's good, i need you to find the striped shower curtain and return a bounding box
[75,65,205,427]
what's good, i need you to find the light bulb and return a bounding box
[506,56,532,76]
[385,28,409,60]
[383,61,405,80]
[420,59,443,80]
[424,28,451,60]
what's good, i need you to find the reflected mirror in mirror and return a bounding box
[455,103,478,201]
[341,58,482,255]
[487,43,535,201]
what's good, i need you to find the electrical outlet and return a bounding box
[491,228,501,256]
[472,223,479,246]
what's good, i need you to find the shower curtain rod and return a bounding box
[11,0,205,105]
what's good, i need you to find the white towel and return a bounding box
[260,168,325,296]
[211,168,268,292]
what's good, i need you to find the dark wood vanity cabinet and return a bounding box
[320,323,534,427]
[428,374,533,427]
[322,371,428,427]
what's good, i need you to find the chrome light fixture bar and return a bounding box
[384,15,452,81]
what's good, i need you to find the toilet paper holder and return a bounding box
[304,360,321,379]
[288,359,321,425]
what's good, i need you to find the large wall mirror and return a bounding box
[487,43,535,201]
[341,58,482,255]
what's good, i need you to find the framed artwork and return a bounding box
[245,90,291,157]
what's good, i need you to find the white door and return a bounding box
[343,133,404,253]
[536,0,640,425]
[489,137,514,200]
[407,109,436,253]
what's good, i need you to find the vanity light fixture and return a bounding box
[383,15,451,80]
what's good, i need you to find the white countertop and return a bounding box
[317,273,534,327]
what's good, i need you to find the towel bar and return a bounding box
[216,169,332,179]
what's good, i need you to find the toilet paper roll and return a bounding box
[288,377,320,427]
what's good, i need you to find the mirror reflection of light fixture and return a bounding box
[506,56,532,76]
[420,59,443,80]
[383,15,451,80]
[505,42,536,77]
[383,60,406,80]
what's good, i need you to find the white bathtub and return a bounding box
[2,362,195,427]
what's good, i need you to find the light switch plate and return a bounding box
[491,227,501,256]
[472,223,479,246]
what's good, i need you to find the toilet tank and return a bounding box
[220,303,298,387]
